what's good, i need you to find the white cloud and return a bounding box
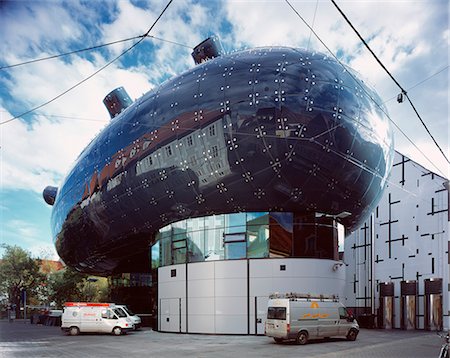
[224,0,449,177]
[0,0,448,201]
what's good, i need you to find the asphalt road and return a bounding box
[0,320,443,357]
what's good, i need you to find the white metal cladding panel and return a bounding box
[249,259,345,297]
[188,261,215,280]
[159,281,185,299]
[215,315,247,334]
[187,314,215,333]
[188,297,215,316]
[215,296,247,315]
[215,278,246,297]
[158,264,186,284]
[188,278,215,298]
[248,259,273,277]
[214,260,247,279]
[248,295,268,335]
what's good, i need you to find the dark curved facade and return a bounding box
[50,47,394,275]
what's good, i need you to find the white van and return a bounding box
[115,305,142,330]
[61,302,134,336]
[265,293,359,344]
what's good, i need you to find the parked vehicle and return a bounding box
[115,305,142,330]
[265,293,359,344]
[438,331,449,358]
[61,302,134,336]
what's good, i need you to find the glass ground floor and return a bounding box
[151,211,344,269]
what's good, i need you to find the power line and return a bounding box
[307,0,319,51]
[383,65,449,104]
[330,0,450,166]
[0,0,173,126]
[284,0,446,178]
[0,34,192,71]
[0,110,108,123]
[0,36,141,70]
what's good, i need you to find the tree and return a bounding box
[0,245,45,316]
[47,268,109,307]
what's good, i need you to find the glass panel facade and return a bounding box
[247,213,269,258]
[225,213,246,234]
[151,241,160,269]
[152,211,339,267]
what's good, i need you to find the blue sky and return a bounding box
[0,0,448,259]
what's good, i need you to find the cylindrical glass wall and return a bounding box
[151,211,342,268]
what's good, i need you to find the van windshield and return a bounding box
[122,306,134,316]
[267,307,286,320]
[113,308,127,318]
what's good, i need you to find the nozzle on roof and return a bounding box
[43,186,58,206]
[192,35,223,65]
[103,86,133,119]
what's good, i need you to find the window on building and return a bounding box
[247,213,269,258]
[211,145,219,158]
[186,135,193,146]
[225,213,246,234]
[165,145,172,157]
[209,124,216,136]
[269,212,293,258]
[224,233,246,259]
[172,235,187,264]
[151,241,160,269]
[204,215,225,260]
[159,227,172,266]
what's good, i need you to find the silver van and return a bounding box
[265,293,359,344]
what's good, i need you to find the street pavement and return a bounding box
[0,319,443,357]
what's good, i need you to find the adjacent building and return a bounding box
[345,151,449,331]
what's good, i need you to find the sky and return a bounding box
[0,0,448,260]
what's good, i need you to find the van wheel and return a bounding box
[296,331,308,345]
[347,329,358,341]
[273,338,283,343]
[69,326,79,336]
[112,327,122,336]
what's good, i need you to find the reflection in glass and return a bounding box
[160,235,171,266]
[225,213,246,234]
[224,233,246,259]
[151,241,160,270]
[172,232,187,264]
[269,212,293,257]
[205,215,224,260]
[247,213,269,258]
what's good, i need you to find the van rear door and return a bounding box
[266,305,288,338]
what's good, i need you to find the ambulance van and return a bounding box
[61,302,134,336]
[265,293,359,344]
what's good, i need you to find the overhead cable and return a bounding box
[383,65,449,104]
[0,36,142,70]
[330,0,449,166]
[0,34,191,71]
[284,0,447,177]
[0,0,173,126]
